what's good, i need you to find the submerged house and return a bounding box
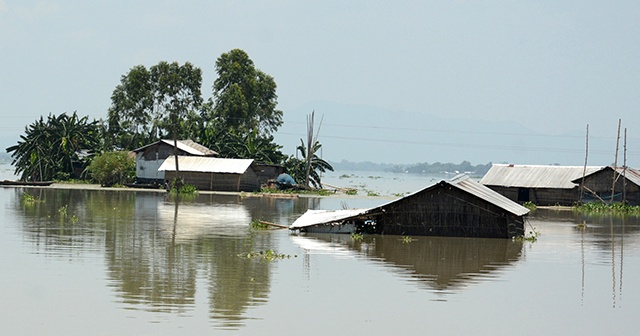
[158,156,261,192]
[133,139,217,184]
[480,164,603,206]
[290,175,529,239]
[572,166,640,205]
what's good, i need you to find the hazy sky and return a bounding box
[1,1,639,166]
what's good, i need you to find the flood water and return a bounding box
[1,174,640,335]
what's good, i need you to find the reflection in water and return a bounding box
[533,208,640,308]
[10,188,288,329]
[292,233,523,295]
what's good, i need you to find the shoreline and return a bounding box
[1,182,395,200]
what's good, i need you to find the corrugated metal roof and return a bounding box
[448,175,530,216]
[158,156,253,174]
[289,174,529,229]
[289,209,369,229]
[572,166,640,187]
[133,139,217,156]
[617,167,640,187]
[480,164,603,189]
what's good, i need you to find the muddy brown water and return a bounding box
[1,181,639,335]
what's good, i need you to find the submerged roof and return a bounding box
[373,174,529,217]
[480,164,602,189]
[289,209,369,230]
[158,156,254,174]
[133,139,217,156]
[290,175,528,230]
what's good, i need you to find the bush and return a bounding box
[87,151,135,187]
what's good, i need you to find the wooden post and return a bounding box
[623,128,627,203]
[611,119,621,204]
[579,124,589,203]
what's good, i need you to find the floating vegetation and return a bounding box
[58,205,68,217]
[573,202,640,216]
[401,236,414,243]
[515,229,540,243]
[351,232,364,241]
[239,250,296,262]
[366,190,380,197]
[251,220,270,230]
[523,201,537,211]
[345,189,358,195]
[21,192,43,204]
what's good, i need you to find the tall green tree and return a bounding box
[107,62,203,151]
[7,112,101,181]
[150,61,203,176]
[107,65,155,150]
[207,49,282,136]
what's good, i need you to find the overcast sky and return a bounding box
[1,1,639,166]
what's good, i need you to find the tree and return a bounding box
[7,112,101,181]
[107,62,203,151]
[150,61,203,177]
[87,151,135,187]
[207,49,282,136]
[107,65,155,150]
[283,139,334,189]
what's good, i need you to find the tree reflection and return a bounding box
[10,188,289,328]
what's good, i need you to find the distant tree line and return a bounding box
[330,160,492,177]
[6,49,332,187]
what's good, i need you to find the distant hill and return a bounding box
[275,100,622,166]
[329,159,492,177]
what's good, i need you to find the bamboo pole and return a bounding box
[623,128,627,203]
[611,119,621,204]
[579,124,589,203]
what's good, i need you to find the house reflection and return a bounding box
[292,233,523,293]
[12,189,281,329]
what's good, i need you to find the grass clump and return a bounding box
[239,250,297,262]
[573,202,640,216]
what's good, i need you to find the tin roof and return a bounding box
[289,209,369,229]
[448,175,530,216]
[133,139,217,156]
[158,156,254,174]
[480,164,603,189]
[572,166,640,187]
[373,174,529,217]
[290,174,529,229]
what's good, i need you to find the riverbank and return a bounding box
[1,182,395,200]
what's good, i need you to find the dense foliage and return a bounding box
[8,49,331,187]
[87,151,136,187]
[6,112,101,181]
[283,139,334,188]
[107,61,203,150]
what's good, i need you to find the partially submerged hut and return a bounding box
[290,175,529,239]
[480,164,602,206]
[158,156,261,192]
[133,139,217,184]
[572,166,640,205]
